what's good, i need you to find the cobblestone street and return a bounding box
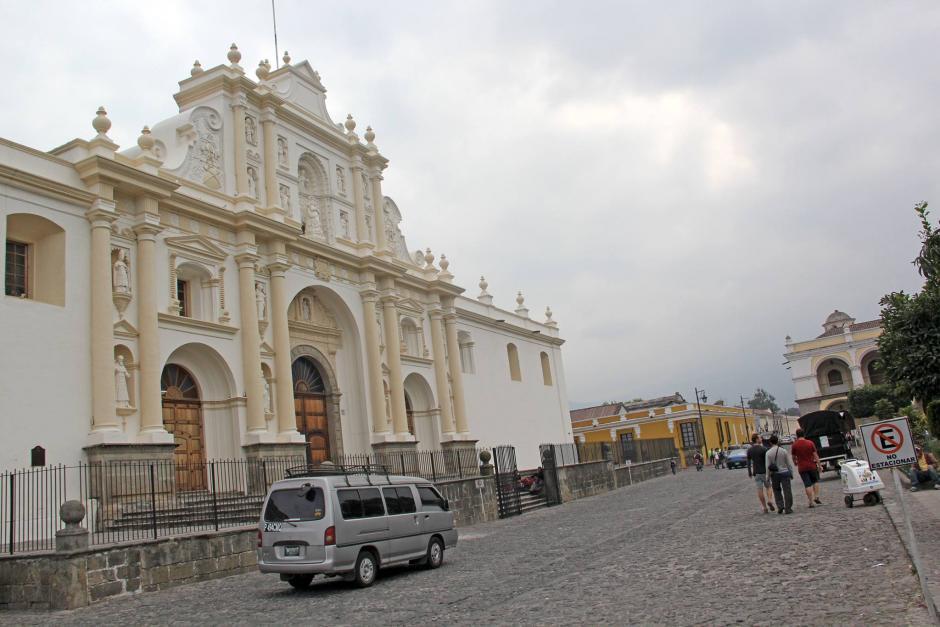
[4,467,930,626]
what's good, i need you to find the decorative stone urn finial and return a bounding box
[282,50,291,65]
[423,248,435,269]
[345,114,357,133]
[364,125,376,145]
[137,126,155,153]
[256,60,270,80]
[191,60,204,76]
[92,106,112,137]
[514,291,529,318]
[544,306,557,328]
[227,43,242,68]
[479,276,488,294]
[477,275,493,305]
[437,254,453,282]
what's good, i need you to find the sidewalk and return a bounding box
[879,468,940,619]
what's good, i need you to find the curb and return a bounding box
[881,489,939,620]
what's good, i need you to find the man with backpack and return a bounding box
[747,433,775,513]
[765,435,795,515]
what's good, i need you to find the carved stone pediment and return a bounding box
[397,298,424,315]
[165,234,228,263]
[114,318,139,339]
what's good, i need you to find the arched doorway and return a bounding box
[293,356,330,464]
[161,364,206,491]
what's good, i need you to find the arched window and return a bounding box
[292,357,326,394]
[867,358,885,385]
[540,351,553,386]
[507,343,521,382]
[5,213,65,305]
[160,364,200,400]
[458,331,475,374]
[827,369,843,388]
[401,318,420,356]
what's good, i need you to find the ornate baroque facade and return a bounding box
[0,46,572,472]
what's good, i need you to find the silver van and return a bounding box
[256,464,458,589]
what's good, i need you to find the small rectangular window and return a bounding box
[382,487,402,515]
[264,487,325,522]
[176,279,189,317]
[396,487,417,513]
[5,240,28,298]
[360,488,385,517]
[338,489,363,520]
[417,486,447,512]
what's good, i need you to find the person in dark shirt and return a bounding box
[746,433,775,513]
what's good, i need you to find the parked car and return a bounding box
[257,464,458,589]
[726,449,749,469]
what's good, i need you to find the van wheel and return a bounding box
[425,537,444,570]
[354,550,378,588]
[288,574,313,589]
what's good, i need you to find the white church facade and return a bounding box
[0,45,572,474]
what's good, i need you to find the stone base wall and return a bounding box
[555,460,616,503]
[0,528,256,611]
[435,475,498,526]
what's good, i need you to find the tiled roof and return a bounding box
[569,393,687,423]
[816,318,881,338]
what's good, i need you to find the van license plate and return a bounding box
[263,522,281,532]
[284,545,301,557]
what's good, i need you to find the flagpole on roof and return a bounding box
[272,0,280,68]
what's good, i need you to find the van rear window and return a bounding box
[264,487,325,522]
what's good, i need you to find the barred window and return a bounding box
[5,240,28,297]
[680,422,699,448]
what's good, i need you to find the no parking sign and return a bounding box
[860,417,916,470]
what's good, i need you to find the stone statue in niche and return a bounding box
[247,166,258,198]
[180,108,224,190]
[340,211,350,238]
[255,281,267,320]
[336,166,346,195]
[115,356,131,408]
[277,137,288,166]
[112,249,130,293]
[279,184,291,214]
[301,297,312,321]
[263,376,272,414]
[245,115,257,146]
[303,198,324,239]
[361,173,370,199]
[364,215,373,240]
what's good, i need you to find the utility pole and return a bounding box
[695,388,707,456]
[740,395,750,437]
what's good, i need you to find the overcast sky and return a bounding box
[2,1,937,409]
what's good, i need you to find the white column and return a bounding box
[442,299,469,434]
[235,239,266,434]
[371,171,388,252]
[268,257,299,438]
[261,108,280,212]
[429,309,456,435]
[351,160,370,246]
[232,97,249,197]
[380,283,409,436]
[361,288,390,436]
[87,200,119,432]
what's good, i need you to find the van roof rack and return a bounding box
[284,463,392,486]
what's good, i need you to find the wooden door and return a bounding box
[295,393,330,464]
[163,400,207,491]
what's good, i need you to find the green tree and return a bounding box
[847,384,912,418]
[873,398,895,420]
[747,388,780,413]
[879,202,940,405]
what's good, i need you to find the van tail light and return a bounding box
[257,530,262,548]
[324,526,336,546]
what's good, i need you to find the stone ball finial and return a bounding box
[344,114,356,133]
[516,291,525,307]
[60,500,86,526]
[364,126,376,144]
[479,449,492,464]
[191,60,204,76]
[228,43,242,66]
[424,248,435,268]
[256,60,270,80]
[92,106,111,136]
[282,50,291,65]
[137,126,155,152]
[479,276,488,292]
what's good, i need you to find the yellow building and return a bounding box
[570,394,756,467]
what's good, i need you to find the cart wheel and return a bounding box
[863,493,877,506]
[874,491,882,504]
[844,495,854,508]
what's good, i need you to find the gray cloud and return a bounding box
[2,1,936,408]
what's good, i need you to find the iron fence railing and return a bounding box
[541,439,679,468]
[0,448,486,556]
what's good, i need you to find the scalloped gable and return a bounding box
[269,60,335,125]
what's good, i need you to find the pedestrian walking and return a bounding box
[746,433,774,513]
[791,429,822,507]
[765,434,795,515]
[713,449,720,469]
[670,458,677,475]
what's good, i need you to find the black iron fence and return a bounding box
[0,448,486,555]
[541,439,679,468]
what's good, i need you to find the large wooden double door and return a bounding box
[293,357,330,465]
[161,364,207,491]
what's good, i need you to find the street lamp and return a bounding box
[695,387,707,455]
[740,395,751,438]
